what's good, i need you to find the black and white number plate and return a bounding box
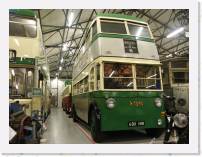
[128,121,145,127]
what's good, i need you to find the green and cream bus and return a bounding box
[9,9,51,118]
[72,13,166,142]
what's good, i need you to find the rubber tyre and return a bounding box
[146,128,164,138]
[72,105,77,122]
[90,110,102,143]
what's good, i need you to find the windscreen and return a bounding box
[101,20,127,34]
[104,63,133,89]
[9,16,37,38]
[128,23,151,38]
[136,64,161,89]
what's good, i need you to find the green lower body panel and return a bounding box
[73,91,166,132]
[90,91,166,132]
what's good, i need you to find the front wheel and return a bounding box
[146,128,164,138]
[90,110,103,143]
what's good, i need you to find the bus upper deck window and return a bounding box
[128,24,151,38]
[101,21,127,34]
[9,16,37,38]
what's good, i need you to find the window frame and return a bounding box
[127,22,152,39]
[98,18,153,39]
[9,67,34,99]
[100,19,128,35]
[102,62,163,91]
[9,15,37,38]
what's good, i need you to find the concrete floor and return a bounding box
[42,107,164,144]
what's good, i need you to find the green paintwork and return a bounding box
[73,91,166,132]
[9,57,35,65]
[9,9,36,18]
[92,33,154,44]
[97,13,145,23]
[32,88,42,96]
[65,80,72,86]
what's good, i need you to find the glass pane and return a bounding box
[92,22,97,37]
[136,65,160,78]
[128,24,151,38]
[96,64,100,90]
[9,68,26,97]
[162,67,169,85]
[84,76,89,92]
[101,21,127,34]
[104,63,132,77]
[27,70,33,98]
[136,79,161,89]
[171,61,188,68]
[9,68,34,98]
[136,65,161,89]
[9,16,37,37]
[90,68,94,90]
[104,78,133,89]
[172,72,189,83]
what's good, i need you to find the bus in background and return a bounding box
[9,9,51,118]
[62,80,72,114]
[72,13,166,142]
[162,58,189,113]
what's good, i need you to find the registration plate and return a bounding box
[128,121,145,127]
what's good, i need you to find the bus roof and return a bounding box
[9,9,36,18]
[96,13,146,23]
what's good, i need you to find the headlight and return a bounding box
[177,98,186,106]
[174,113,188,128]
[106,98,116,109]
[157,119,162,125]
[154,98,162,107]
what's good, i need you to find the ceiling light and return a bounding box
[62,43,68,51]
[127,82,133,87]
[43,65,47,71]
[11,69,15,76]
[109,70,115,77]
[166,27,184,38]
[146,84,155,89]
[147,74,157,79]
[60,58,64,63]
[185,32,189,38]
[166,54,173,58]
[68,12,74,27]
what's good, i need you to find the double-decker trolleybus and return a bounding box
[62,80,72,114]
[9,9,51,118]
[162,57,189,113]
[72,13,166,142]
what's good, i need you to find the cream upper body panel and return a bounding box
[9,19,44,58]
